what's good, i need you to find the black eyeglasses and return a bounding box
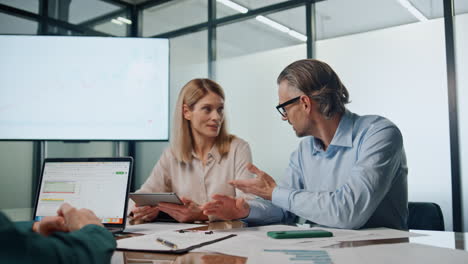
[275,96,301,117]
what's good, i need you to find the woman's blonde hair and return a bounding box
[171,78,235,163]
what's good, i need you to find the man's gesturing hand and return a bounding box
[201,194,250,220]
[230,163,277,200]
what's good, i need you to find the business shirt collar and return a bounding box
[209,145,222,163]
[311,110,353,154]
[329,110,353,148]
[191,143,222,163]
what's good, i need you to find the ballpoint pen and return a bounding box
[156,237,178,249]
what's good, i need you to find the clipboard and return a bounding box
[116,230,236,254]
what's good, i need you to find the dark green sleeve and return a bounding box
[13,221,34,232]
[0,213,116,264]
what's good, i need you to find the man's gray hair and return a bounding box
[277,59,350,119]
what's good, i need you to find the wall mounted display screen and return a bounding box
[0,36,169,140]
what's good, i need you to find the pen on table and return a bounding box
[156,237,178,249]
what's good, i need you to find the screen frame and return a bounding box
[0,35,170,141]
[32,156,134,230]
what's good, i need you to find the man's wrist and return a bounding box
[265,184,277,201]
[198,212,209,221]
[264,181,277,200]
[239,202,250,219]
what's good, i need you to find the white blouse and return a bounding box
[136,137,254,206]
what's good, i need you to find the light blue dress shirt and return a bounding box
[245,110,408,229]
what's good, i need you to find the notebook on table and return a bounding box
[33,157,133,234]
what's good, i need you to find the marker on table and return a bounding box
[156,237,178,249]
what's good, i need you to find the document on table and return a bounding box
[285,226,424,243]
[247,248,334,264]
[123,222,206,235]
[194,225,348,257]
[336,227,425,241]
[215,224,369,244]
[194,233,338,257]
[195,225,425,257]
[117,230,236,253]
[329,243,468,264]
[247,243,468,264]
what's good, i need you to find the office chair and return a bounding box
[408,202,445,231]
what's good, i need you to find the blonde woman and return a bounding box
[130,78,253,223]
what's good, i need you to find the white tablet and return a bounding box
[129,193,183,206]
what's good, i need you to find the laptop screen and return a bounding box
[34,157,133,228]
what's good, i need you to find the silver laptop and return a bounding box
[33,157,133,234]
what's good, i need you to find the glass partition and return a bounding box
[217,0,285,18]
[316,0,453,230]
[0,13,37,210]
[92,12,129,36]
[217,6,305,59]
[215,5,306,179]
[48,0,123,24]
[0,0,38,13]
[135,31,209,188]
[454,0,468,231]
[0,12,37,34]
[143,0,207,37]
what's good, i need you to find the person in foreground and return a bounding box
[0,203,116,263]
[202,59,408,230]
[131,78,253,223]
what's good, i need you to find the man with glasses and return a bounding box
[202,59,408,230]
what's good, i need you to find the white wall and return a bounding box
[317,18,453,230]
[134,31,208,188]
[216,45,306,180]
[215,17,459,230]
[0,142,34,209]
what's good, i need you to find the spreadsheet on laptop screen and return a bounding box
[35,161,130,224]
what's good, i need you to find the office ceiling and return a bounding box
[1,0,467,59]
[139,0,468,59]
